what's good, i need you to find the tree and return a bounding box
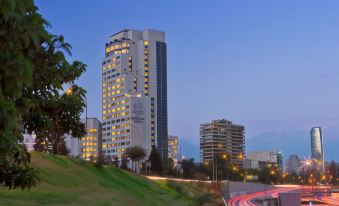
[51,136,69,156]
[148,145,163,174]
[124,145,147,173]
[182,158,196,179]
[113,157,119,167]
[94,152,107,168]
[258,164,281,184]
[166,158,175,177]
[33,137,49,152]
[328,161,337,185]
[0,0,86,189]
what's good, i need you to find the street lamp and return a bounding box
[222,154,228,181]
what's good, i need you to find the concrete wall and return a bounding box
[278,192,300,206]
[223,181,275,200]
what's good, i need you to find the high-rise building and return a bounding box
[286,154,301,175]
[66,118,102,160]
[168,135,179,166]
[244,150,283,173]
[311,127,325,172]
[101,29,168,161]
[200,119,245,167]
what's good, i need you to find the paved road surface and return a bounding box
[227,187,299,206]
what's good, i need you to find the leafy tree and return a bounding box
[197,153,232,181]
[124,145,147,173]
[148,145,163,174]
[33,136,49,152]
[258,164,281,184]
[284,172,300,184]
[51,136,69,155]
[0,0,86,189]
[181,158,196,179]
[327,161,338,185]
[94,152,107,168]
[166,158,175,177]
[113,156,119,167]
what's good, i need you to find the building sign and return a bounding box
[131,98,144,123]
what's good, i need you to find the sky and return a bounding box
[36,0,339,162]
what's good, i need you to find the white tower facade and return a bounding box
[101,29,168,161]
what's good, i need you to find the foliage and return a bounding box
[124,145,147,162]
[182,158,196,179]
[112,156,119,167]
[165,158,176,177]
[166,180,224,206]
[328,161,338,185]
[0,0,86,189]
[94,152,107,167]
[258,164,281,184]
[51,136,70,155]
[33,137,49,152]
[124,145,147,172]
[148,145,163,174]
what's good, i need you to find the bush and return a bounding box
[94,152,107,167]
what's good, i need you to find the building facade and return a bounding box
[168,135,179,166]
[66,118,102,160]
[200,119,245,167]
[23,133,36,151]
[311,127,325,172]
[101,29,168,161]
[244,150,283,173]
[286,154,301,175]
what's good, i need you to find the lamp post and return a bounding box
[303,159,319,202]
[222,154,227,181]
[238,153,244,181]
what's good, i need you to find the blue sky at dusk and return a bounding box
[36,0,339,162]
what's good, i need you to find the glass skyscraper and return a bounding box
[310,127,325,172]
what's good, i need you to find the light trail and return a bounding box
[227,186,299,206]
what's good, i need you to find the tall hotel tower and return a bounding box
[310,127,325,172]
[101,29,168,161]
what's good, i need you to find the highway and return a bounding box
[316,195,339,205]
[227,186,299,206]
[228,185,339,206]
[146,177,339,206]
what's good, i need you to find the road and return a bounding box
[146,177,339,206]
[228,186,299,206]
[228,185,339,206]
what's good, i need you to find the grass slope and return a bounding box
[0,152,196,206]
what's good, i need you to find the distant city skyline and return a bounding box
[36,0,339,161]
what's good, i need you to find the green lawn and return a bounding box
[0,152,197,206]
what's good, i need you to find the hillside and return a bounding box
[0,152,205,206]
